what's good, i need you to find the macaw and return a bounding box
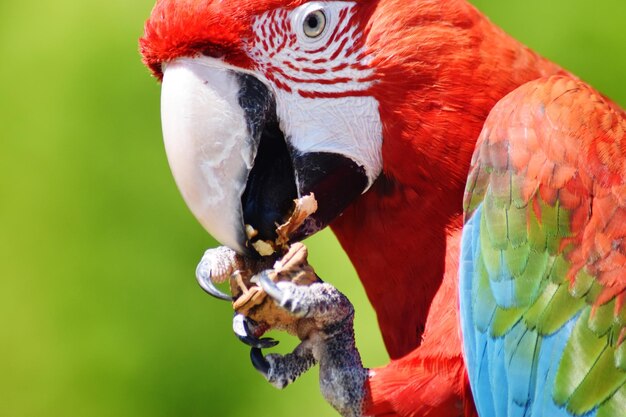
[140,1,626,416]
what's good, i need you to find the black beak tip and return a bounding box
[291,151,368,239]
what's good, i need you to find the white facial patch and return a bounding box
[249,1,383,188]
[277,95,382,187]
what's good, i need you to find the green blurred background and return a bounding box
[1,1,624,416]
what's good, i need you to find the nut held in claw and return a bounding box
[229,243,319,334]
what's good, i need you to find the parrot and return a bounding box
[139,0,626,416]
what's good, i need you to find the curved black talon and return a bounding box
[239,334,279,349]
[258,270,284,301]
[233,314,279,348]
[250,347,271,375]
[196,262,232,301]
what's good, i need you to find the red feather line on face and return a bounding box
[246,2,379,99]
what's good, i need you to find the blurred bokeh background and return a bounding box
[1,1,624,416]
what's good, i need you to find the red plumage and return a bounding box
[331,2,563,415]
[140,1,611,415]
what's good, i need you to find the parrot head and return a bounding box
[141,0,383,254]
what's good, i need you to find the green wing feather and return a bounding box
[463,76,626,416]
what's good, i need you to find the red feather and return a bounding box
[140,1,625,415]
[331,1,566,415]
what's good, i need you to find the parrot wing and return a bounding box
[460,75,626,417]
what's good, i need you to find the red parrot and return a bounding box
[140,1,626,416]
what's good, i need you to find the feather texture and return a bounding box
[141,1,625,415]
[461,75,626,417]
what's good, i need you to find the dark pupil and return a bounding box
[306,14,319,29]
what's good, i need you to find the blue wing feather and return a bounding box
[460,204,594,417]
[460,76,626,417]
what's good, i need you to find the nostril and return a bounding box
[200,48,225,60]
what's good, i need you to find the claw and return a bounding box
[196,261,232,301]
[239,334,279,349]
[258,270,284,302]
[250,347,271,375]
[233,314,279,348]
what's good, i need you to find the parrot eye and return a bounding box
[303,10,326,38]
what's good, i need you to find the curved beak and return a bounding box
[160,57,368,255]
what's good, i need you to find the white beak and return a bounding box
[161,57,256,253]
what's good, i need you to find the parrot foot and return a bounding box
[249,271,368,417]
[196,246,272,301]
[233,313,279,349]
[250,344,317,389]
[195,246,242,300]
[257,270,355,325]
